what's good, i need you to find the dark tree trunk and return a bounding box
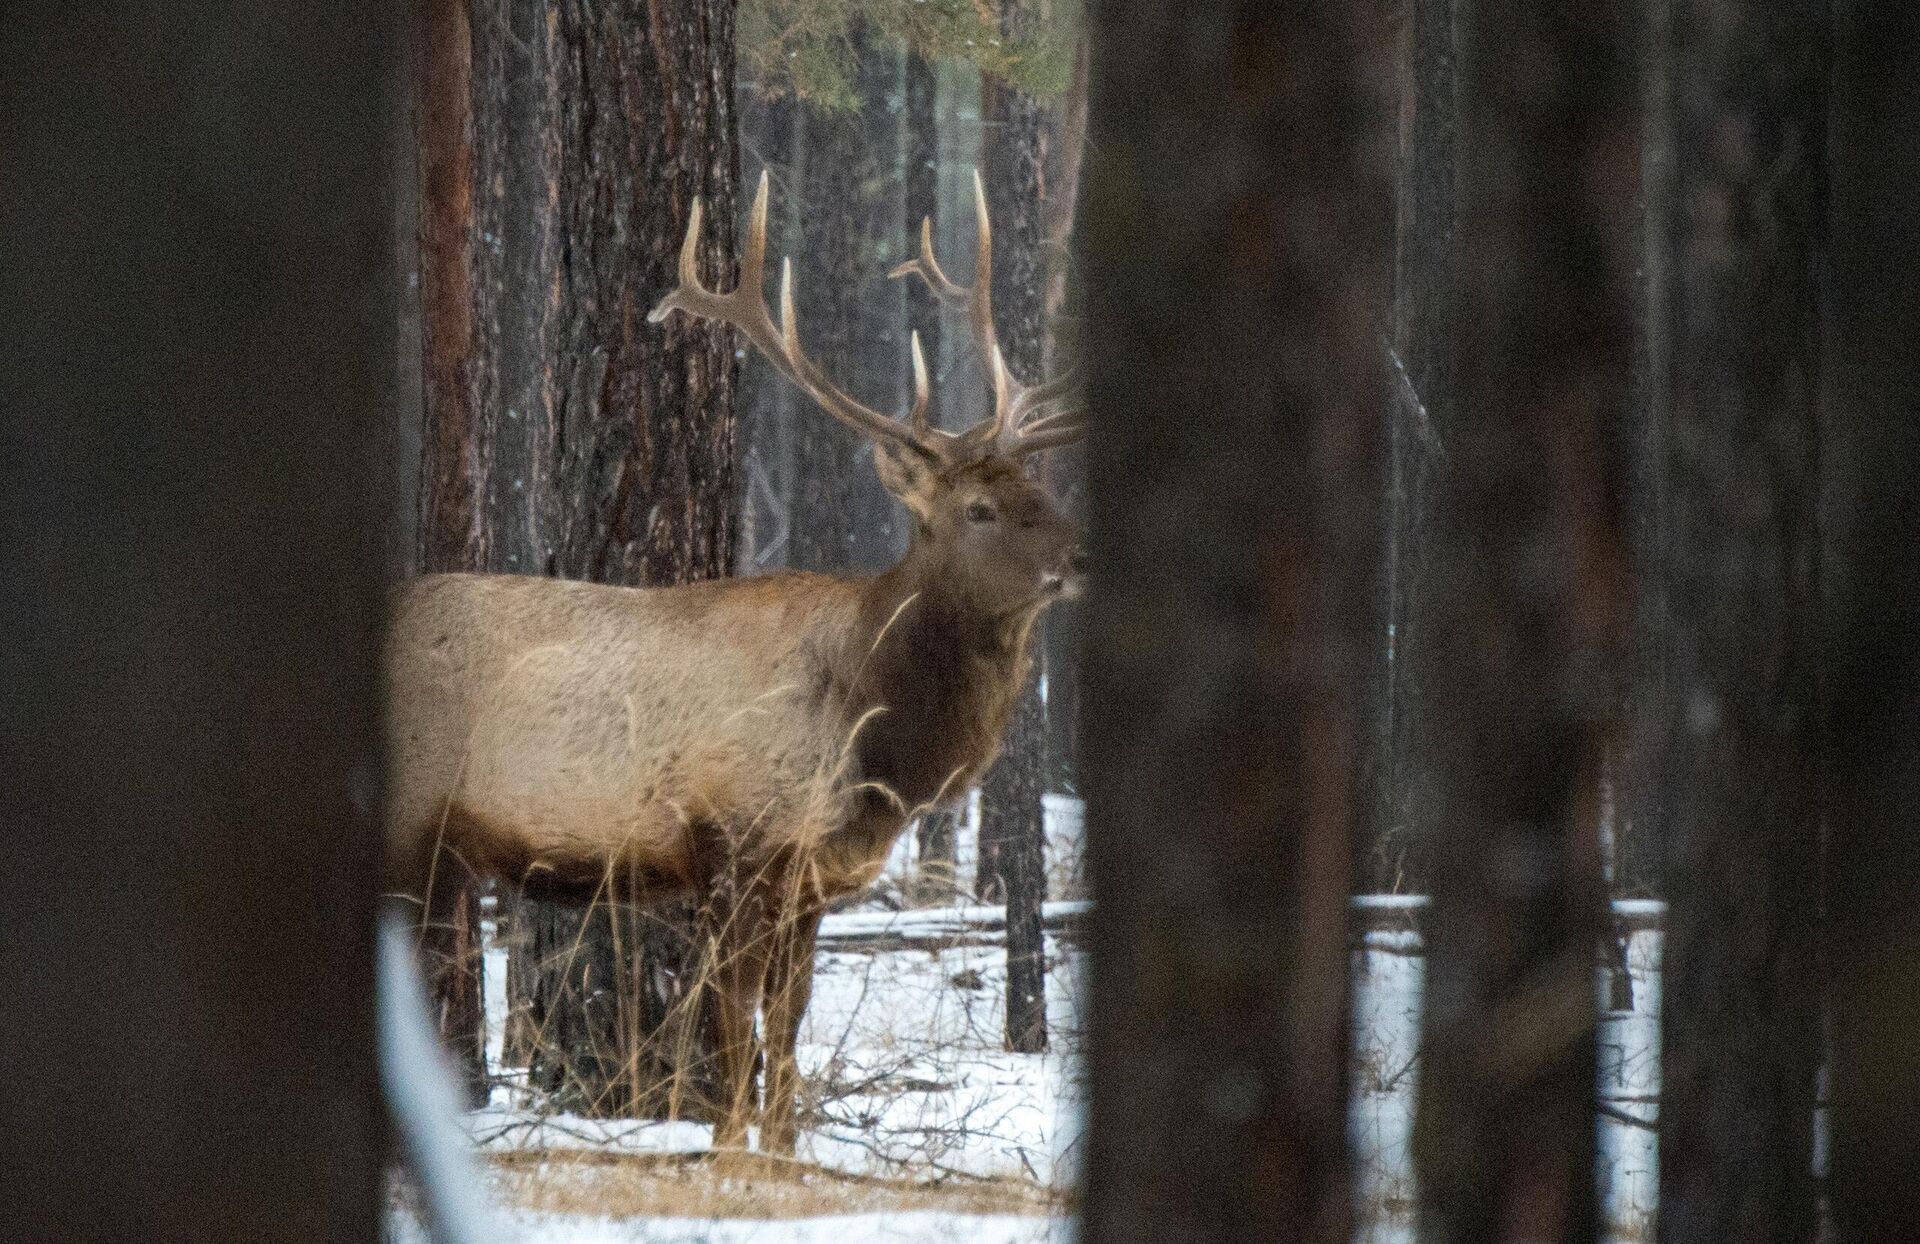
[789,23,903,575]
[1410,5,1636,1244]
[979,12,1052,1052]
[904,52,962,904]
[410,0,489,1099]
[1823,3,1920,1236]
[497,0,738,1119]
[0,4,394,1236]
[1078,4,1391,1241]
[1653,5,1829,1241]
[1375,0,1457,893]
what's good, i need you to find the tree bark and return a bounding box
[1410,5,1636,1244]
[410,0,489,1099]
[1078,4,1391,1241]
[1823,3,1920,1236]
[497,0,738,1119]
[0,4,394,1236]
[1653,6,1828,1241]
[979,10,1052,1052]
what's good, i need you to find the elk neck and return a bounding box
[828,537,1040,820]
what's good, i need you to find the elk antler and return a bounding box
[650,172,933,458]
[888,170,1088,458]
[653,171,1084,466]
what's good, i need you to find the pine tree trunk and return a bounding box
[903,51,962,905]
[1823,4,1920,1235]
[1078,6,1391,1238]
[1411,4,1636,1242]
[410,0,489,1101]
[490,0,738,1119]
[979,12,1051,1051]
[789,23,903,576]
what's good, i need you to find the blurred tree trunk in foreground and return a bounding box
[1654,4,1829,1240]
[1411,4,1636,1244]
[978,0,1053,1054]
[1079,4,1391,1241]
[1375,0,1456,893]
[1823,2,1920,1237]
[0,4,395,1237]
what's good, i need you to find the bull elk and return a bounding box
[386,171,1087,1153]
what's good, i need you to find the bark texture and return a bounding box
[472,0,739,1118]
[1079,4,1392,1241]
[1654,5,1828,1240]
[1410,5,1636,1243]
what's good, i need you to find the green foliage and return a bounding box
[740,0,1078,110]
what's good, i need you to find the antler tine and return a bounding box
[909,331,931,437]
[887,217,969,308]
[1008,417,1090,457]
[652,172,931,456]
[1010,366,1082,426]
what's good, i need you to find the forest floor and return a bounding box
[389,901,1663,1243]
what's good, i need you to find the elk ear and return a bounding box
[872,441,942,523]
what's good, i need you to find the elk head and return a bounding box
[649,172,1088,620]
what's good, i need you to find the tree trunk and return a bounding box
[1653,6,1828,1240]
[1618,0,1677,900]
[1375,0,1457,893]
[789,23,903,575]
[410,0,489,1100]
[1410,4,1636,1243]
[736,81,800,573]
[904,51,962,905]
[499,0,738,1119]
[1078,4,1391,1241]
[0,4,394,1236]
[1823,3,1920,1236]
[979,13,1052,1052]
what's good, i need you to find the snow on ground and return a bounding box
[391,1209,1065,1244]
[472,922,1086,1187]
[438,898,1665,1243]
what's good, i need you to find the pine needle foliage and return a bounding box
[741,0,1078,109]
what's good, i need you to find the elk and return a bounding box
[386,171,1087,1153]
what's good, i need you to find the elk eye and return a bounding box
[966,500,997,524]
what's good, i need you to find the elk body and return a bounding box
[387,173,1086,1153]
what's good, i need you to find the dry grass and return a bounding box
[484,1149,1066,1220]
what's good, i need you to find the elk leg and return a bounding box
[703,889,771,1151]
[761,905,823,1155]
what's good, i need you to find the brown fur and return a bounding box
[386,458,1079,1152]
